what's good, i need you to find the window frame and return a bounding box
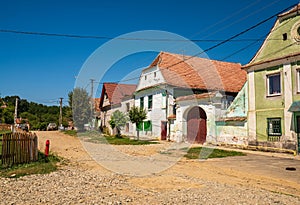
[148,95,153,110]
[266,73,281,97]
[140,97,144,109]
[296,68,300,93]
[267,118,282,137]
[126,102,130,112]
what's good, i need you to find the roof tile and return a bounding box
[151,52,246,93]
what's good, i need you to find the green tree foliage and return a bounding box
[69,88,91,131]
[128,106,147,140]
[0,95,72,130]
[109,110,128,137]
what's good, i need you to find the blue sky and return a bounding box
[0,0,299,105]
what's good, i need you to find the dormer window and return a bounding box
[283,33,287,41]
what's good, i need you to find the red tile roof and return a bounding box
[94,98,100,112]
[150,52,246,93]
[176,92,217,102]
[99,83,137,109]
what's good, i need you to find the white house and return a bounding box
[134,51,247,143]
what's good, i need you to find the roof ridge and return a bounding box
[162,51,240,65]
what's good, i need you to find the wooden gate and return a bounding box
[187,107,207,144]
[161,121,167,140]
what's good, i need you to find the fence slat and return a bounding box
[1,132,39,167]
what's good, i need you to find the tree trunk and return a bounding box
[137,130,140,140]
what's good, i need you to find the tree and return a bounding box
[109,110,128,137]
[69,88,91,131]
[128,106,147,140]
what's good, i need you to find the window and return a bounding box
[125,123,129,132]
[136,121,152,132]
[144,121,152,131]
[267,73,281,96]
[282,33,287,41]
[140,97,144,109]
[126,103,130,112]
[144,75,147,80]
[267,118,281,140]
[297,69,300,93]
[148,95,153,109]
[154,72,157,78]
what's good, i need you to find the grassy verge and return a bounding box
[0,152,60,178]
[79,131,158,145]
[184,147,246,159]
[63,130,77,137]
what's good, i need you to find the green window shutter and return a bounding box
[144,121,152,131]
[137,122,143,131]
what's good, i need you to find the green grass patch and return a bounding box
[89,135,158,145]
[184,147,246,159]
[0,152,60,178]
[79,131,158,145]
[63,130,77,137]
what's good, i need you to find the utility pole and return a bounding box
[90,79,95,129]
[13,98,18,132]
[59,97,63,127]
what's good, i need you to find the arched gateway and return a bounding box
[187,106,207,144]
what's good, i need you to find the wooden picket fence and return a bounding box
[1,132,38,167]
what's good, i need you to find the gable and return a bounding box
[99,83,137,109]
[245,4,300,67]
[136,66,166,91]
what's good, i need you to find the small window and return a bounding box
[148,95,153,109]
[267,118,281,138]
[297,69,300,93]
[126,103,130,112]
[267,73,281,96]
[140,97,144,109]
[283,33,287,41]
[154,72,157,77]
[144,75,147,80]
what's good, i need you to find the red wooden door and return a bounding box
[187,107,207,144]
[161,121,167,140]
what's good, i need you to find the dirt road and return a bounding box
[2,131,299,204]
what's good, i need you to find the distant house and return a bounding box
[242,4,300,153]
[135,51,247,143]
[99,82,136,134]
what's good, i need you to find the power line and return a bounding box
[0,28,290,42]
[96,3,298,85]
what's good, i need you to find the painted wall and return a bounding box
[254,66,284,110]
[136,66,165,91]
[216,121,248,145]
[215,83,248,145]
[119,98,135,136]
[252,16,300,64]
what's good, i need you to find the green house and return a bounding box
[243,4,300,154]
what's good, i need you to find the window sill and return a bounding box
[267,93,281,97]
